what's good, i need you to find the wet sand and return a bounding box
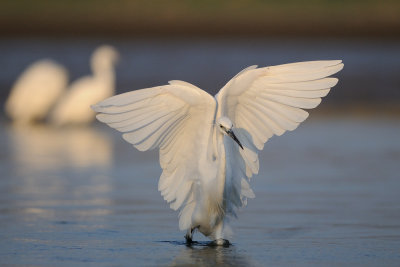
[0,116,399,266]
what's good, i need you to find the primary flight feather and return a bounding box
[92,60,343,245]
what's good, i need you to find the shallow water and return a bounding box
[1,37,400,103]
[0,116,399,266]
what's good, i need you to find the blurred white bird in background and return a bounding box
[5,59,68,124]
[93,60,343,245]
[50,45,119,126]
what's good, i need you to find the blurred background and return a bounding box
[1,1,399,266]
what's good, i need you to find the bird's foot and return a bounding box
[184,234,193,245]
[210,239,230,247]
[185,226,198,245]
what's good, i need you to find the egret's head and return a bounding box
[217,116,243,149]
[217,116,233,132]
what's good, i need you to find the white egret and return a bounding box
[5,59,68,124]
[92,60,343,245]
[50,45,119,126]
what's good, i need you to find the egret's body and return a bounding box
[93,60,343,244]
[5,59,68,124]
[50,45,118,126]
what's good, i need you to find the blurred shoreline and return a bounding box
[1,20,399,40]
[0,0,399,39]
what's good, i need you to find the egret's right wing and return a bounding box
[216,60,343,213]
[93,81,216,230]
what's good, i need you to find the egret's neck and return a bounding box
[216,129,227,208]
[93,64,115,93]
[91,54,115,81]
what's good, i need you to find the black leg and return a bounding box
[184,233,193,244]
[184,227,196,244]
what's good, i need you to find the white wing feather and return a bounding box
[216,60,343,213]
[93,81,216,230]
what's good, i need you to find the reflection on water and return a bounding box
[170,244,261,267]
[1,123,115,253]
[3,123,115,219]
[7,124,112,173]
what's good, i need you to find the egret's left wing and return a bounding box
[216,60,343,213]
[93,81,216,230]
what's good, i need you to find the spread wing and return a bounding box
[92,80,216,230]
[216,60,343,213]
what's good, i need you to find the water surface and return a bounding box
[0,116,399,266]
[1,37,399,103]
